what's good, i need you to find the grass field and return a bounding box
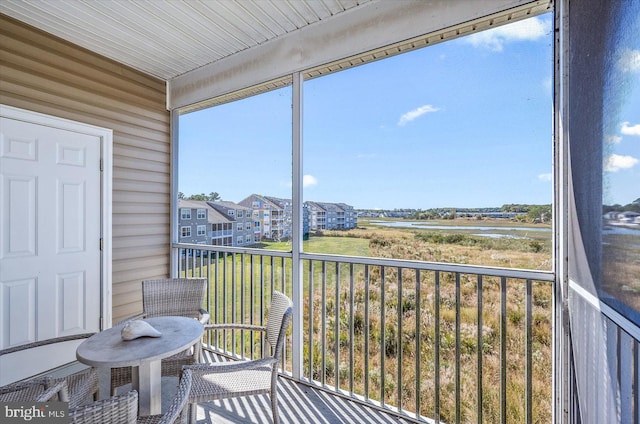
[263,217,552,270]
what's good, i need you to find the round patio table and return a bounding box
[76,316,203,416]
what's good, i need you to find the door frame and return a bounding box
[0,104,113,329]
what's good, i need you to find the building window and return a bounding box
[237,236,243,245]
[245,235,252,243]
[180,209,191,220]
[237,223,243,231]
[228,210,235,216]
[181,226,191,237]
[197,209,206,219]
[237,210,243,218]
[197,225,206,236]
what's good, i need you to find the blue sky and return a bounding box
[179,13,639,210]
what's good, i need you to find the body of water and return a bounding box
[603,225,640,236]
[367,220,552,240]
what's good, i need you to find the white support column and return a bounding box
[170,107,180,277]
[291,72,304,379]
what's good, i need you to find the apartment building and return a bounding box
[207,201,254,246]
[264,196,292,240]
[178,200,233,246]
[306,201,357,231]
[177,200,212,245]
[336,203,357,229]
[239,194,282,241]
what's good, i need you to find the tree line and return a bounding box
[178,192,221,201]
[406,204,552,223]
[603,198,640,214]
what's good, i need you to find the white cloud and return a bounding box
[621,121,640,136]
[303,174,318,187]
[542,76,552,94]
[606,135,623,144]
[538,173,552,182]
[604,154,638,172]
[618,48,640,73]
[465,17,550,52]
[398,105,439,126]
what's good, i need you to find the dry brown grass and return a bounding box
[301,229,553,423]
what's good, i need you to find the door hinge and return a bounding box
[100,238,104,251]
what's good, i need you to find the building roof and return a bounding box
[178,199,232,224]
[178,199,209,209]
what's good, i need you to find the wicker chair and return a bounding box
[0,333,98,407]
[185,291,293,424]
[68,390,138,424]
[137,369,192,424]
[110,278,209,393]
[0,379,69,402]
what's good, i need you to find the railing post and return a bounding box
[291,71,304,379]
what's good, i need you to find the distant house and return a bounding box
[618,211,640,223]
[604,211,640,225]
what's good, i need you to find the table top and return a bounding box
[76,316,204,368]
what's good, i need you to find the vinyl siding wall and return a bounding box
[0,14,171,324]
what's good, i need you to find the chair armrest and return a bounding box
[186,357,277,374]
[0,333,96,356]
[204,323,266,332]
[198,308,210,325]
[0,380,47,401]
[35,381,69,402]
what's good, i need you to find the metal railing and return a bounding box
[174,243,554,424]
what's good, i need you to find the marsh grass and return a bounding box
[182,222,553,423]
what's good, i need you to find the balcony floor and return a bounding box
[168,350,413,424]
[191,377,412,424]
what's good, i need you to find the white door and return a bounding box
[0,106,110,384]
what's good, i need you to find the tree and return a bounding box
[185,192,222,201]
[527,205,552,223]
[178,192,185,199]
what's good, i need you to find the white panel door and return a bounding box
[0,111,103,383]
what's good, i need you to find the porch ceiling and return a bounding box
[0,0,372,81]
